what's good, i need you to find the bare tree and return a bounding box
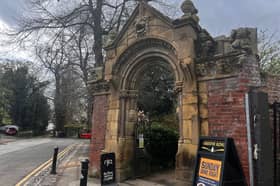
[8,0,175,130]
[36,32,71,131]
[9,0,136,129]
[258,30,280,75]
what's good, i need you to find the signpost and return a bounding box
[193,137,246,186]
[101,153,116,185]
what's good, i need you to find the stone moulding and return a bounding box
[119,90,138,99]
[196,52,245,78]
[90,80,110,96]
[112,38,177,75]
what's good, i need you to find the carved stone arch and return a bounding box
[113,37,180,76]
[99,36,200,183]
[113,38,190,91]
[111,37,197,181]
[116,39,185,137]
[120,52,183,90]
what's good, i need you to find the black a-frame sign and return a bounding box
[193,137,247,186]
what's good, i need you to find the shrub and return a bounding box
[144,124,179,169]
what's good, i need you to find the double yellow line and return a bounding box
[15,143,77,186]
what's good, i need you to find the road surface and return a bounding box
[0,137,81,186]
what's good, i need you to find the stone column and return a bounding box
[116,90,138,181]
[175,81,200,185]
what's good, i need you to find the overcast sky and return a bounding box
[0,0,280,60]
[0,0,280,36]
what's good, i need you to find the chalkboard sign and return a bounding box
[193,137,246,186]
[101,153,116,185]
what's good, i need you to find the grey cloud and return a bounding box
[0,0,26,26]
[0,0,279,38]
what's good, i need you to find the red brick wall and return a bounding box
[207,76,250,183]
[89,94,108,175]
[261,75,280,103]
[206,56,261,185]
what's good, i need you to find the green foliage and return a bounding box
[0,63,50,135]
[144,124,179,168]
[150,113,179,131]
[137,64,175,117]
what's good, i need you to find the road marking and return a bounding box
[15,143,77,186]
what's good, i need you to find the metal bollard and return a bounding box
[80,159,89,186]
[50,146,59,174]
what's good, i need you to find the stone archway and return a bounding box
[89,1,203,183]
[97,38,200,182]
[120,56,179,177]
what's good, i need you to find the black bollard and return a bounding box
[80,159,89,186]
[50,146,59,174]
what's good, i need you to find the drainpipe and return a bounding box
[245,93,254,186]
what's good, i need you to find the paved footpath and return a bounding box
[37,141,185,186]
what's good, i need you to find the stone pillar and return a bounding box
[175,81,200,185]
[116,90,138,181]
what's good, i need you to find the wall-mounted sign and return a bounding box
[101,153,116,185]
[193,137,246,186]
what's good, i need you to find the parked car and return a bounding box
[79,130,91,139]
[0,125,19,136]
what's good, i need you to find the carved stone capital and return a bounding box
[91,80,110,95]
[120,90,138,99]
[89,66,104,83]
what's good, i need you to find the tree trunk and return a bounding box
[54,73,65,132]
[89,0,104,67]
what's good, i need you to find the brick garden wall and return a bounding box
[89,94,108,176]
[261,75,280,103]
[206,56,261,185]
[207,76,250,183]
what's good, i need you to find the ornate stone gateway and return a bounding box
[89,0,276,185]
[89,1,203,182]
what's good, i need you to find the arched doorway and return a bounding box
[113,38,187,180]
[135,58,179,177]
[92,37,201,183]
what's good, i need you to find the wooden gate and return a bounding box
[248,91,274,186]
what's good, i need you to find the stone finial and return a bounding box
[181,0,198,16]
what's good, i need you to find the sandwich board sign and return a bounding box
[193,137,246,186]
[101,153,116,185]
